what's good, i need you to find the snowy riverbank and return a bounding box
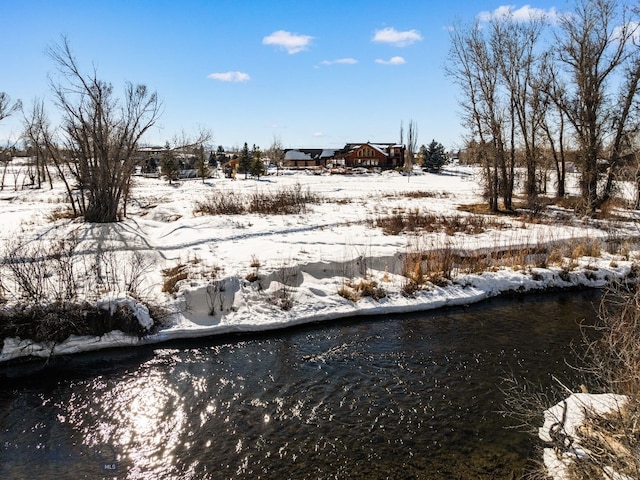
[2,164,639,480]
[1,165,638,362]
[0,252,634,363]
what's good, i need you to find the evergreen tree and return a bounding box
[418,144,428,167]
[422,139,448,173]
[194,144,210,182]
[250,145,264,179]
[160,144,180,184]
[208,151,217,169]
[216,145,226,166]
[239,142,251,179]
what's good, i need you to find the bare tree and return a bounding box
[601,53,640,204]
[0,93,21,123]
[553,0,640,214]
[21,99,55,190]
[404,119,417,175]
[536,54,571,198]
[447,21,508,211]
[31,37,161,222]
[492,11,548,207]
[267,135,284,175]
[0,93,22,191]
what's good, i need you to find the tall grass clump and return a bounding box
[338,277,386,302]
[249,183,320,215]
[193,190,245,215]
[372,209,507,236]
[400,239,456,295]
[161,262,190,293]
[194,183,320,216]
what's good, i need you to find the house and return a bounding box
[337,143,405,169]
[283,143,405,171]
[283,149,324,169]
[135,146,200,177]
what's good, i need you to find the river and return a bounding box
[0,290,601,479]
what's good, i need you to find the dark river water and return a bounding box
[0,290,601,479]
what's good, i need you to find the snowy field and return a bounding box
[0,163,638,363]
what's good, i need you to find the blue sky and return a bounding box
[1,0,562,151]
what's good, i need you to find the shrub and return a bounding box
[194,183,321,216]
[0,301,152,343]
[0,231,160,344]
[401,278,421,297]
[193,190,245,215]
[47,206,78,222]
[2,232,82,304]
[248,183,320,215]
[206,280,227,316]
[268,261,299,310]
[372,210,505,236]
[246,255,261,283]
[402,250,426,287]
[501,284,640,479]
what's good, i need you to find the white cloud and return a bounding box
[318,58,358,66]
[313,132,324,137]
[262,30,313,54]
[477,5,560,23]
[613,21,640,45]
[375,56,406,65]
[207,71,251,83]
[372,27,422,47]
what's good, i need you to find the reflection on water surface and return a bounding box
[0,291,599,479]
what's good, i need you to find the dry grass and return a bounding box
[500,283,640,479]
[571,239,601,259]
[193,190,245,215]
[193,183,320,216]
[569,401,640,479]
[548,248,564,266]
[267,262,300,310]
[372,209,507,236]
[47,206,78,222]
[162,263,189,293]
[598,196,630,218]
[250,254,261,269]
[0,233,161,343]
[0,301,152,343]
[248,184,320,215]
[458,202,522,216]
[245,271,259,282]
[400,241,457,295]
[550,284,640,479]
[383,190,448,199]
[338,277,386,302]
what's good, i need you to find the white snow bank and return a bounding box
[0,255,633,363]
[97,293,154,331]
[540,393,629,480]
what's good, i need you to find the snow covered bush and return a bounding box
[0,231,160,344]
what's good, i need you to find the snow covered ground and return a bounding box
[0,164,638,363]
[540,393,631,480]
